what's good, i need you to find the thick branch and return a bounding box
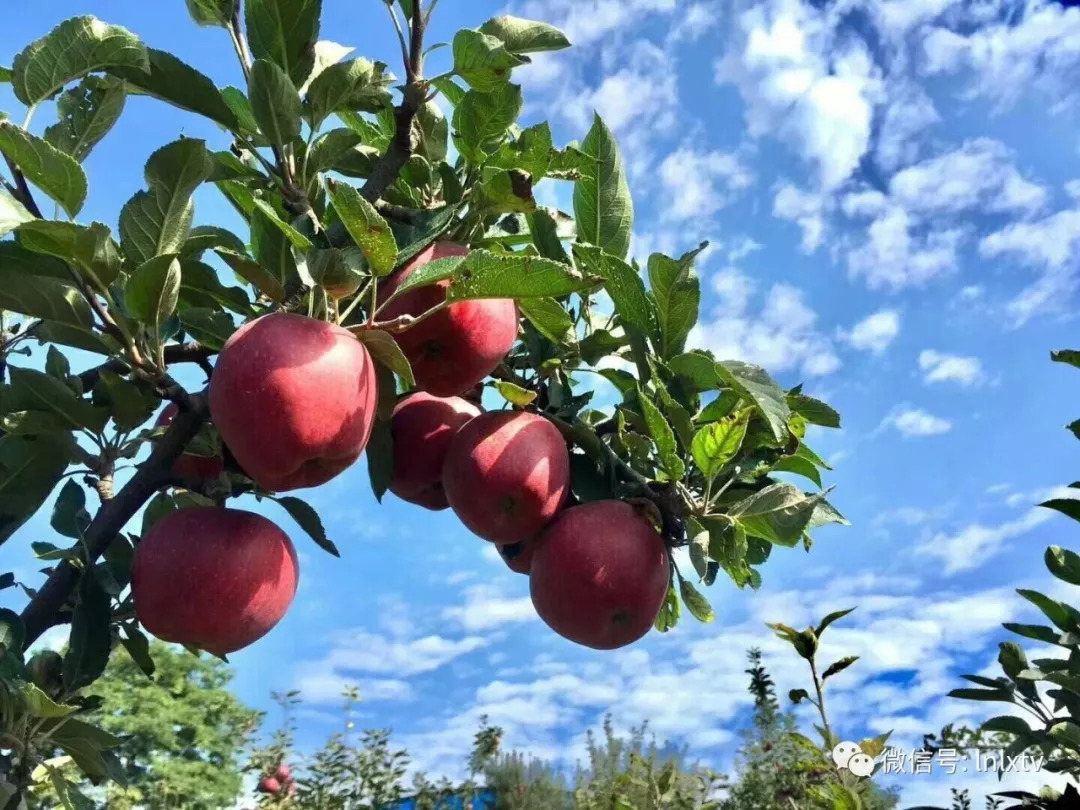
[20,391,211,647]
[360,1,427,204]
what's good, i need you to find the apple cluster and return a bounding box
[257,763,295,797]
[130,243,670,656]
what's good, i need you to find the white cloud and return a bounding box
[773,183,829,252]
[515,0,677,47]
[916,507,1055,575]
[442,584,538,632]
[846,206,963,290]
[882,406,953,438]
[691,280,840,377]
[874,82,941,172]
[842,309,901,354]
[918,350,985,386]
[293,672,415,704]
[668,1,721,43]
[658,146,754,221]
[725,235,763,263]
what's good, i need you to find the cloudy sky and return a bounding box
[4,0,1080,805]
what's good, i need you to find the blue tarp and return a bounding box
[380,788,496,810]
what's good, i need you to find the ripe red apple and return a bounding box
[257,777,282,794]
[375,242,518,396]
[498,539,534,575]
[442,411,569,544]
[390,392,481,510]
[132,507,299,655]
[274,764,291,783]
[156,404,225,480]
[530,500,670,650]
[209,313,377,492]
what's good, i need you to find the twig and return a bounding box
[384,2,412,75]
[3,155,42,218]
[75,343,217,391]
[20,391,211,647]
[228,1,253,80]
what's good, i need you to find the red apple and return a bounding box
[257,777,282,794]
[132,507,299,655]
[274,764,291,783]
[390,392,481,510]
[375,242,518,396]
[498,539,534,575]
[529,500,670,650]
[442,411,569,544]
[209,313,377,492]
[156,403,225,480]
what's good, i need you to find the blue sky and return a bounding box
[4,0,1080,805]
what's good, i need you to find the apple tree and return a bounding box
[0,0,846,803]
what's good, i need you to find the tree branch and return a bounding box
[76,343,217,391]
[20,390,211,647]
[360,1,427,204]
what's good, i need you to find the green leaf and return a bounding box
[62,573,112,691]
[12,15,148,105]
[574,114,633,261]
[772,454,823,488]
[1043,498,1080,524]
[298,40,355,94]
[178,258,252,314]
[245,0,322,85]
[119,625,154,677]
[452,84,522,165]
[43,76,126,162]
[787,393,841,429]
[495,381,538,407]
[414,101,449,164]
[1017,589,1080,634]
[306,246,364,298]
[654,582,680,633]
[219,86,259,135]
[0,187,33,236]
[472,169,536,214]
[356,330,414,388]
[648,244,707,358]
[119,138,213,265]
[731,483,825,547]
[0,269,93,330]
[1003,622,1062,645]
[251,199,312,251]
[177,308,237,351]
[822,656,859,680]
[519,297,576,347]
[789,688,810,704]
[304,58,391,129]
[716,361,791,442]
[573,244,653,337]
[250,206,299,287]
[453,29,528,92]
[51,479,89,539]
[94,371,158,433]
[108,48,238,130]
[19,683,78,718]
[528,209,571,264]
[0,120,87,217]
[16,220,121,290]
[1048,721,1080,750]
[214,248,286,301]
[1047,545,1080,586]
[691,411,749,482]
[249,59,303,147]
[125,255,181,335]
[980,715,1033,736]
[274,495,339,557]
[678,576,714,623]
[815,607,855,636]
[366,414,393,503]
[8,366,107,432]
[478,16,572,53]
[1052,349,1080,369]
[431,75,467,107]
[0,608,25,656]
[184,0,233,26]
[325,179,397,276]
[637,385,684,480]
[446,249,591,301]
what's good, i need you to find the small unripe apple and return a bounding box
[376,242,518,396]
[442,411,569,544]
[498,540,534,575]
[530,500,669,649]
[132,507,299,655]
[209,313,378,492]
[155,404,224,480]
[257,777,281,794]
[274,763,291,783]
[389,392,481,510]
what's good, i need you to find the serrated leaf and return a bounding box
[274,495,339,557]
[245,0,322,85]
[250,199,312,250]
[43,76,126,162]
[108,48,238,130]
[414,101,449,164]
[494,381,537,407]
[8,367,107,433]
[648,244,706,358]
[452,84,522,165]
[453,29,528,92]
[356,330,414,388]
[771,454,822,488]
[573,244,653,337]
[17,220,121,291]
[717,361,790,442]
[298,40,355,94]
[177,308,237,351]
[519,297,576,347]
[787,393,841,429]
[125,254,181,338]
[249,59,303,147]
[637,385,684,480]
[214,248,286,301]
[528,208,571,264]
[431,75,467,107]
[822,655,858,680]
[574,114,633,261]
[446,249,591,300]
[184,0,233,26]
[20,683,78,718]
[62,573,112,691]
[478,16,571,54]
[731,483,825,547]
[0,120,87,217]
[679,577,714,623]
[12,15,148,105]
[304,58,391,129]
[325,180,397,275]
[654,582,680,633]
[0,270,93,330]
[692,411,749,482]
[178,259,253,314]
